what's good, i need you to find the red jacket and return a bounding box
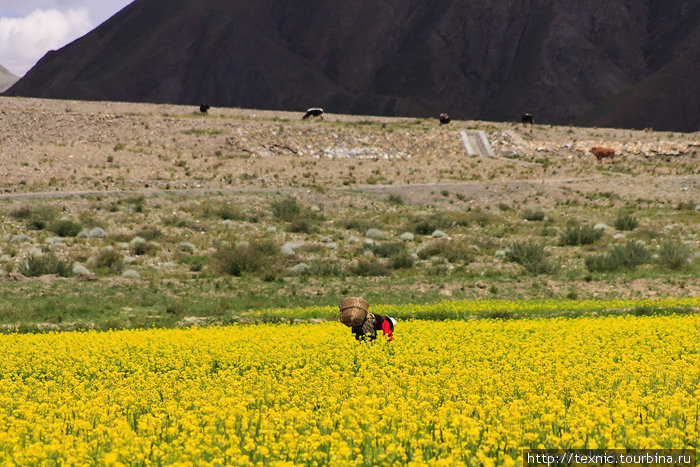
[351,313,394,341]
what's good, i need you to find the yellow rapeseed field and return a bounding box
[0,312,698,465]
[252,296,700,320]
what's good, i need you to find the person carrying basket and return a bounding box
[339,297,396,342]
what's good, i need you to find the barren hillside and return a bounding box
[0,97,698,204]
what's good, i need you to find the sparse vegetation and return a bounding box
[287,218,316,234]
[390,252,415,269]
[211,240,281,277]
[656,240,691,270]
[341,218,376,232]
[200,202,246,221]
[585,241,650,272]
[91,250,125,275]
[11,205,60,230]
[559,221,603,246]
[676,201,696,211]
[522,208,545,221]
[388,194,404,205]
[506,241,558,274]
[417,239,472,264]
[349,259,389,276]
[49,220,82,237]
[19,253,73,277]
[369,242,405,258]
[614,212,639,231]
[272,197,302,222]
[0,97,697,333]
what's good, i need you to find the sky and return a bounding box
[0,0,134,77]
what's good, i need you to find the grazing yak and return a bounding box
[521,113,534,125]
[590,146,615,161]
[200,104,210,114]
[302,108,324,120]
[439,113,451,124]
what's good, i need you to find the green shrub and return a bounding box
[132,241,159,256]
[390,253,415,269]
[309,261,345,277]
[657,240,691,270]
[123,196,146,213]
[162,215,190,228]
[417,239,472,263]
[611,241,650,269]
[135,228,162,241]
[19,253,73,277]
[92,250,124,274]
[409,211,471,235]
[9,206,33,220]
[465,209,492,227]
[388,194,404,205]
[11,205,60,230]
[211,240,281,277]
[413,219,437,235]
[585,241,650,272]
[286,218,316,234]
[341,218,376,232]
[348,259,389,276]
[584,254,615,273]
[676,201,695,211]
[559,221,603,246]
[78,212,106,229]
[523,208,545,221]
[614,212,638,231]
[370,242,405,258]
[200,201,245,220]
[579,225,603,245]
[49,219,82,237]
[506,241,558,274]
[271,197,301,222]
[177,254,209,272]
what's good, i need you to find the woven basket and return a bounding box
[339,297,369,327]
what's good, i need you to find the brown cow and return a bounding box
[590,146,615,161]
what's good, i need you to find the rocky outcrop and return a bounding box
[4,0,699,131]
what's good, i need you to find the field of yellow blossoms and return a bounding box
[1,301,699,465]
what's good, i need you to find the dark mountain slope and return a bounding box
[577,48,700,132]
[5,0,699,131]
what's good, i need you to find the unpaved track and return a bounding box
[1,174,697,208]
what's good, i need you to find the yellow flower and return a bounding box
[0,304,697,464]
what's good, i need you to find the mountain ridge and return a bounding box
[5,0,699,131]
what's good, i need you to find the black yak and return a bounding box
[302,108,324,120]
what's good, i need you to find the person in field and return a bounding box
[352,313,396,342]
[339,297,395,342]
